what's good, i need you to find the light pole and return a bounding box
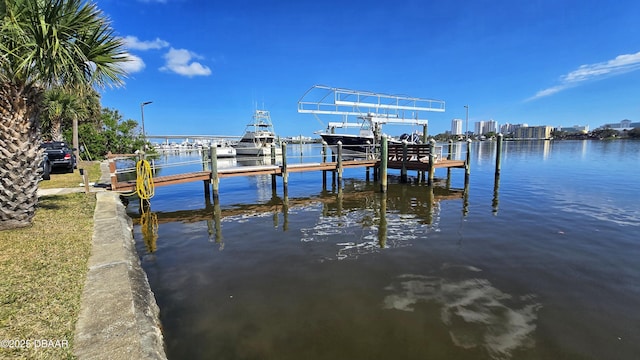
[464,105,469,140]
[141,101,152,147]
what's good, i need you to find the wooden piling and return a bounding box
[420,124,428,182]
[80,167,90,194]
[337,141,343,184]
[447,139,453,181]
[428,139,436,186]
[493,173,501,215]
[495,133,503,176]
[281,142,288,192]
[400,140,408,183]
[109,159,117,190]
[210,146,219,199]
[271,144,277,194]
[331,149,336,187]
[203,148,211,200]
[380,136,388,193]
[322,141,327,188]
[465,139,471,185]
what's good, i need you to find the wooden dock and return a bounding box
[111,160,379,192]
[110,139,479,197]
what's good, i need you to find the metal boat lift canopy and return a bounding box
[297,85,445,127]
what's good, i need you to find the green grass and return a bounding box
[0,193,95,359]
[39,161,102,190]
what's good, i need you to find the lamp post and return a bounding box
[140,101,152,147]
[464,104,469,140]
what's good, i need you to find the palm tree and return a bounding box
[0,0,127,230]
[42,87,81,141]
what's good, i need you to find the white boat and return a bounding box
[234,110,282,156]
[211,140,237,158]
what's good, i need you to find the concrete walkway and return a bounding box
[37,186,106,197]
[71,161,167,359]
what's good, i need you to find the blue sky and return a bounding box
[97,0,640,137]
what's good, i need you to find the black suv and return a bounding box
[40,141,76,174]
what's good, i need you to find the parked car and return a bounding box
[40,153,51,180]
[40,141,76,173]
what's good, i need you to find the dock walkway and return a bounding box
[109,140,473,196]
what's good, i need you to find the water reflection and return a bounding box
[140,207,158,253]
[301,181,464,260]
[131,180,466,260]
[492,173,500,215]
[383,266,541,359]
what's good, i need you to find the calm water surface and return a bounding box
[130,140,640,360]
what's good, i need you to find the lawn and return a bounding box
[0,174,98,359]
[38,161,102,190]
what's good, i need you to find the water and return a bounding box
[130,140,640,360]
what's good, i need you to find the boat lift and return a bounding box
[297,85,445,134]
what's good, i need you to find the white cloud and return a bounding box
[529,51,640,101]
[160,48,212,77]
[117,53,146,74]
[123,36,170,51]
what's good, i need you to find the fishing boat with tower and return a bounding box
[234,109,282,156]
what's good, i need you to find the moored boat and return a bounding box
[234,110,282,156]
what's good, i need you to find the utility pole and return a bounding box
[141,101,153,148]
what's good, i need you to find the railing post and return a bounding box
[380,136,388,193]
[337,141,343,185]
[210,146,219,200]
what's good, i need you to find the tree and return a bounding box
[590,128,619,139]
[628,128,640,139]
[0,0,127,230]
[42,86,102,142]
[41,87,82,141]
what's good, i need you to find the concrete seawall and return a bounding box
[74,191,167,359]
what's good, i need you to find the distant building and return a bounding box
[474,120,498,135]
[451,119,463,135]
[504,123,529,135]
[500,123,514,134]
[556,125,589,134]
[515,126,553,139]
[485,119,498,134]
[600,119,640,131]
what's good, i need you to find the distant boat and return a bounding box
[234,110,282,156]
[212,140,236,158]
[154,139,236,157]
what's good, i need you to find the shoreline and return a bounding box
[73,163,167,359]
